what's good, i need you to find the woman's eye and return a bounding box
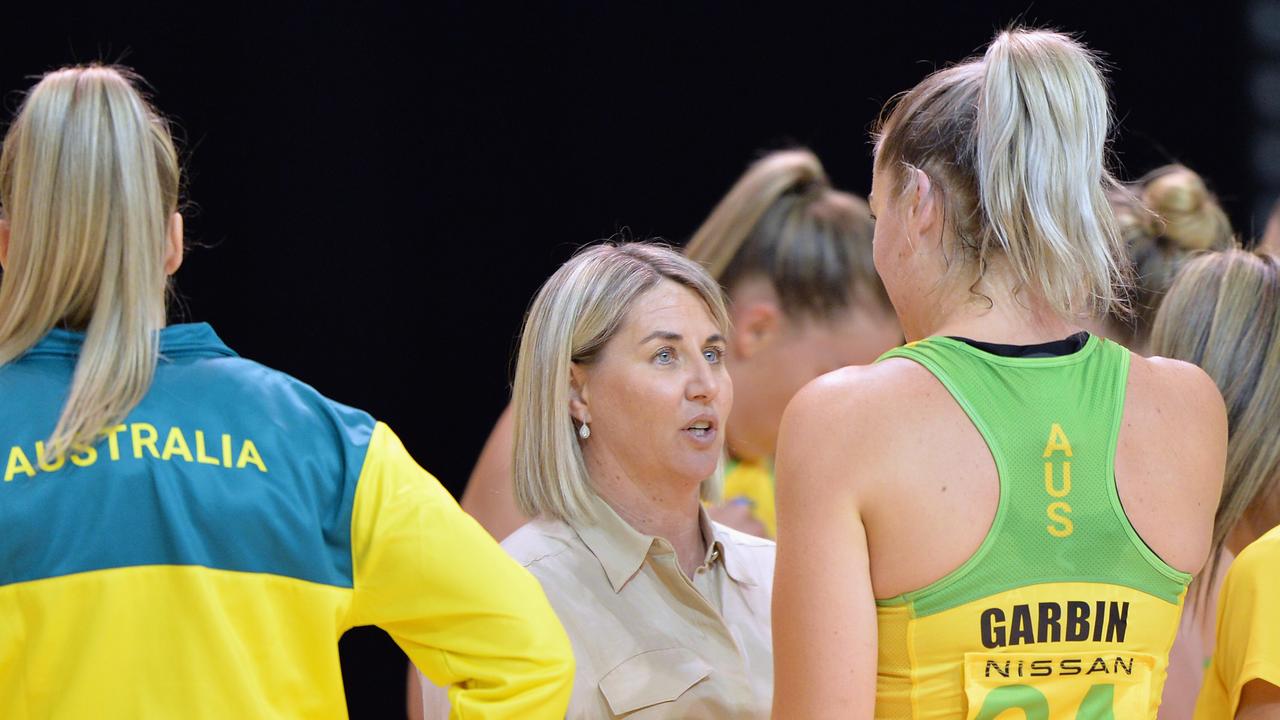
[655,349,674,364]
[704,347,724,363]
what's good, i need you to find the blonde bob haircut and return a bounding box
[512,242,731,524]
[0,65,180,459]
[1150,250,1280,606]
[874,28,1129,319]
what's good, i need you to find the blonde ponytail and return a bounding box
[0,65,180,457]
[686,150,827,278]
[685,149,887,319]
[977,30,1126,316]
[875,29,1128,318]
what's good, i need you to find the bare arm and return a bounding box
[771,372,878,719]
[459,404,529,541]
[1237,681,1280,720]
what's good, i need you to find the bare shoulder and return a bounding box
[785,358,941,429]
[779,359,946,502]
[1126,353,1227,436]
[1116,352,1227,572]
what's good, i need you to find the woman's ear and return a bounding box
[568,361,590,424]
[164,212,184,276]
[908,169,941,241]
[730,299,782,360]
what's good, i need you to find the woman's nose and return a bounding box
[685,360,720,402]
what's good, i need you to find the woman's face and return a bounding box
[574,280,733,492]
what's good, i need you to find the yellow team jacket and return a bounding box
[0,323,573,718]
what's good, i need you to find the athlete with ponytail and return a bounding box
[460,149,899,542]
[0,65,572,718]
[771,30,1226,719]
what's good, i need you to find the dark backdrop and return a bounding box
[1,2,1249,717]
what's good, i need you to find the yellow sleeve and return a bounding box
[347,422,573,719]
[1195,534,1280,719]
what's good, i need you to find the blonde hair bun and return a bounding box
[1143,166,1233,251]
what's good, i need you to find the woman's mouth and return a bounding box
[683,419,717,443]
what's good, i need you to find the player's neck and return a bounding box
[905,274,1080,346]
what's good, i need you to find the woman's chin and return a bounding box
[669,456,722,491]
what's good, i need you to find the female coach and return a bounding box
[424,243,775,718]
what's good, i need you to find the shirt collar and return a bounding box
[709,519,758,587]
[23,322,238,360]
[571,493,654,593]
[571,491,752,592]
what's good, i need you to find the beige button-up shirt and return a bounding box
[504,493,776,719]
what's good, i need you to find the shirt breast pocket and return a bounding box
[598,647,712,716]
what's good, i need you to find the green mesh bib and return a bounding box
[875,335,1190,616]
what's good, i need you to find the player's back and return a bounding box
[0,323,378,718]
[857,335,1222,719]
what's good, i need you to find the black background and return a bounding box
[1,2,1250,716]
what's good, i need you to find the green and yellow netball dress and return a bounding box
[874,335,1190,720]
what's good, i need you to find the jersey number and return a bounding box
[974,683,1115,720]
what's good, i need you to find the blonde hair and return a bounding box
[512,242,730,523]
[0,65,180,458]
[685,148,889,318]
[1150,250,1280,605]
[1109,165,1235,346]
[874,29,1128,318]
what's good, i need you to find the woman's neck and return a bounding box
[904,272,1081,345]
[586,449,706,577]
